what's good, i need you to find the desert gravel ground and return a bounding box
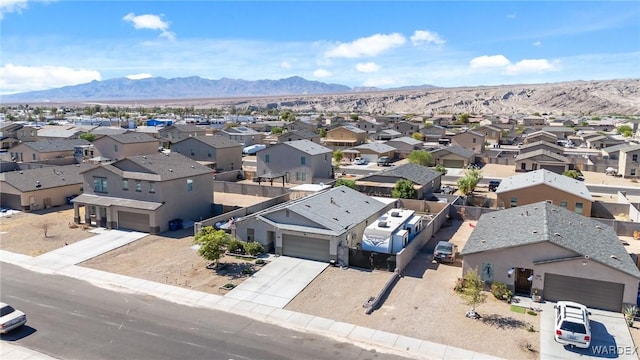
[286,220,540,359]
[0,206,94,256]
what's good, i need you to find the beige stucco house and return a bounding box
[256,140,333,185]
[430,146,475,168]
[461,202,640,312]
[158,124,207,148]
[0,163,94,211]
[451,130,485,154]
[325,125,367,148]
[514,149,570,173]
[92,133,160,161]
[384,137,423,159]
[523,130,557,145]
[355,163,441,199]
[170,135,242,171]
[619,144,640,178]
[71,152,214,234]
[495,169,593,215]
[474,125,502,146]
[8,139,90,163]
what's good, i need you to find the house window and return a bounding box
[114,144,119,152]
[575,202,584,215]
[187,179,193,192]
[510,197,518,207]
[247,228,255,242]
[32,153,36,161]
[559,201,567,208]
[265,154,270,163]
[135,180,142,192]
[286,209,290,217]
[122,179,129,190]
[93,177,108,193]
[207,150,212,158]
[149,182,155,193]
[473,138,477,143]
[632,169,637,176]
[633,154,638,162]
[190,148,195,156]
[301,156,306,165]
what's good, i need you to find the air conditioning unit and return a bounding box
[390,211,401,217]
[378,221,388,228]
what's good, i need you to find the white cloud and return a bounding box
[123,13,175,40]
[507,13,517,19]
[313,69,332,78]
[324,33,406,59]
[533,41,542,47]
[0,0,28,20]
[506,59,561,75]
[0,64,101,94]
[126,73,152,80]
[280,61,291,69]
[356,62,381,73]
[410,30,445,46]
[470,55,511,69]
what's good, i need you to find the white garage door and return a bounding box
[282,234,330,262]
[543,273,624,312]
[118,211,150,232]
[360,154,378,163]
[443,159,465,168]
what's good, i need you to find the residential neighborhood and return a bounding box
[2,106,640,360]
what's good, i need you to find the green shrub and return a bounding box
[255,259,266,265]
[244,242,265,256]
[227,239,245,254]
[490,282,513,302]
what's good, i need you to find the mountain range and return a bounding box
[0,76,437,103]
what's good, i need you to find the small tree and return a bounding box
[391,179,417,199]
[407,150,432,166]
[270,127,284,135]
[411,132,424,141]
[460,268,487,319]
[193,227,231,269]
[79,133,96,142]
[332,150,344,164]
[350,114,359,121]
[318,128,327,137]
[335,178,357,189]
[434,164,447,176]
[617,125,633,137]
[563,169,582,179]
[456,166,483,196]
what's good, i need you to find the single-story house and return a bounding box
[523,130,557,145]
[355,163,441,199]
[8,139,90,163]
[384,136,423,159]
[514,149,570,173]
[461,201,640,312]
[233,185,391,263]
[0,163,94,211]
[430,146,475,168]
[171,135,242,172]
[350,143,396,163]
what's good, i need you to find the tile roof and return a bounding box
[0,163,95,192]
[20,139,90,152]
[360,163,441,185]
[263,185,387,235]
[175,135,241,148]
[283,139,332,155]
[98,152,213,181]
[461,202,640,278]
[495,169,593,201]
[430,146,475,158]
[106,133,158,144]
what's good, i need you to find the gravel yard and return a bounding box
[286,220,540,359]
[0,206,94,256]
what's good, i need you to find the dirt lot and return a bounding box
[0,206,95,256]
[286,220,540,359]
[79,228,262,293]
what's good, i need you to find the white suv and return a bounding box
[554,301,592,348]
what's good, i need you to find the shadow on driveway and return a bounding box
[563,320,618,358]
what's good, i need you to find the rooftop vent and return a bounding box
[378,221,388,228]
[391,211,401,217]
[554,232,562,237]
[610,255,619,260]
[596,225,602,230]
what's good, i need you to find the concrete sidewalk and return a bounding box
[28,229,147,270]
[225,256,328,308]
[0,342,59,360]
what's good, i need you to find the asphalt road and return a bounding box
[0,263,410,360]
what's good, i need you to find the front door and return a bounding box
[515,268,533,295]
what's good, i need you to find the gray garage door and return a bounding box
[0,193,21,210]
[282,234,330,262]
[118,211,150,232]
[543,273,624,312]
[540,165,565,174]
[443,159,465,168]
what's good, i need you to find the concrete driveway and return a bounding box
[225,256,328,308]
[540,301,638,359]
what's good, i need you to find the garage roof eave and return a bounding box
[72,194,164,211]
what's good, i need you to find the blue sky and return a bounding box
[1,0,639,95]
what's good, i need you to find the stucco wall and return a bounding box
[496,183,592,215]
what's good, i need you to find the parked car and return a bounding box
[554,301,592,349]
[377,156,390,166]
[433,241,458,263]
[353,157,368,165]
[0,302,27,334]
[488,180,501,192]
